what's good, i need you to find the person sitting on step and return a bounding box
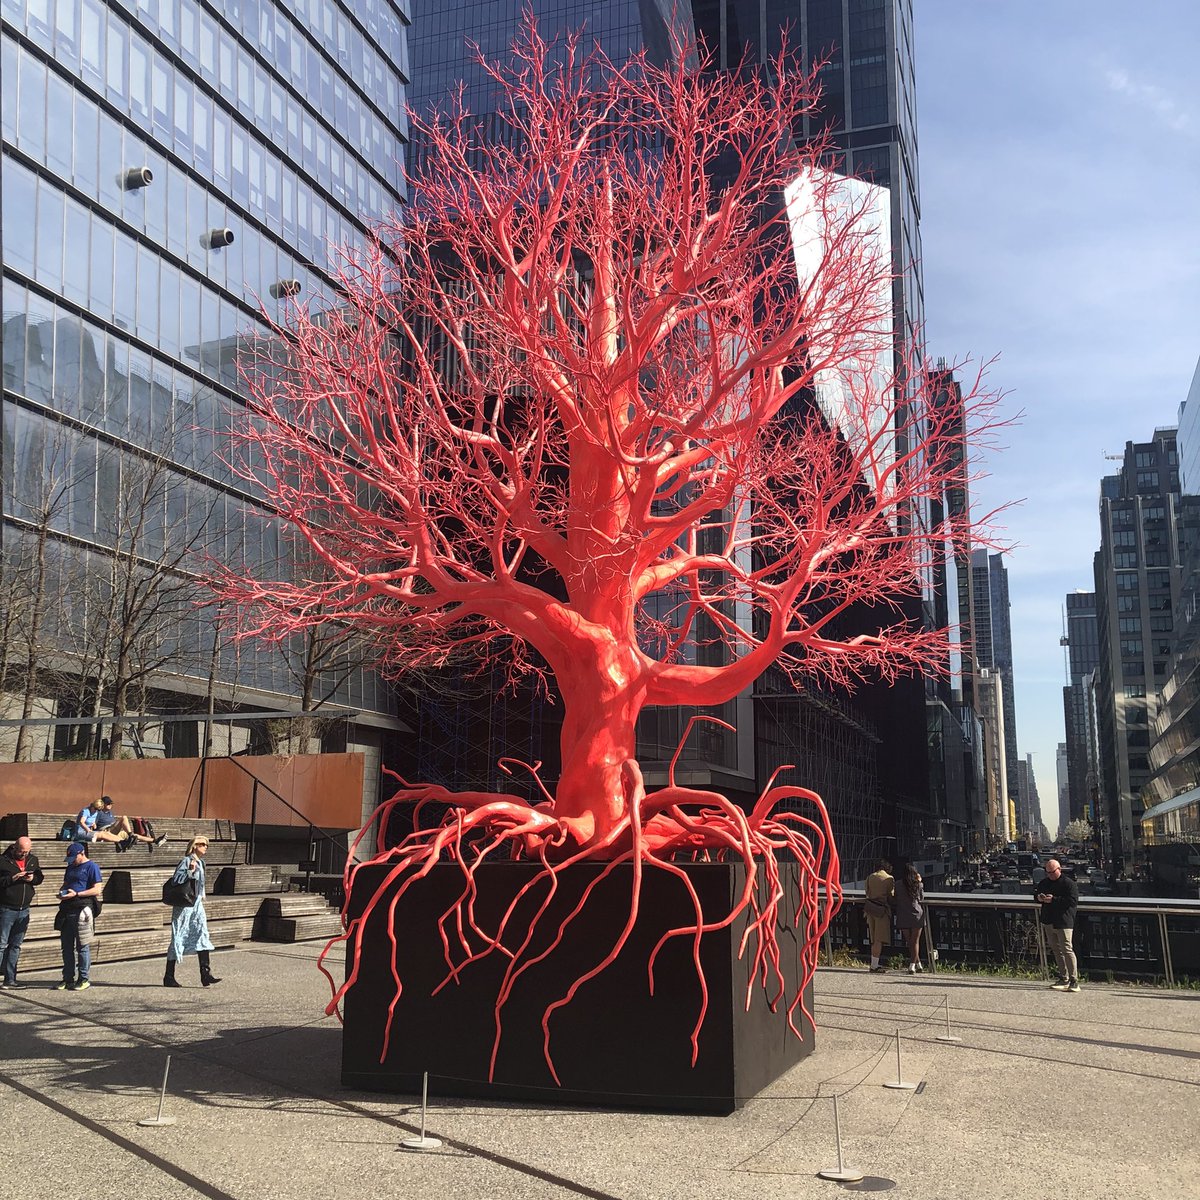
[75,796,165,852]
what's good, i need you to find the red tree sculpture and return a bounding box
[223,24,999,1081]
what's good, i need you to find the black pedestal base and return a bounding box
[340,860,813,1114]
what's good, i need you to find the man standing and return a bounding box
[57,843,103,991]
[0,836,44,987]
[1036,858,1080,993]
[864,858,895,973]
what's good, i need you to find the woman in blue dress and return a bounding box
[163,835,222,987]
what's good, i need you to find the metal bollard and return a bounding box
[936,994,962,1043]
[399,1071,443,1151]
[816,1094,864,1183]
[882,1028,917,1090]
[137,1054,178,1127]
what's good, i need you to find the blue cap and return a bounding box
[65,842,86,860]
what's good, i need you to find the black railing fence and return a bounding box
[829,890,1200,985]
[199,756,350,891]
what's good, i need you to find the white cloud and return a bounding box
[1103,65,1195,135]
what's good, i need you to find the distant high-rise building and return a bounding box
[1055,741,1069,840]
[976,667,1008,841]
[929,361,984,848]
[971,549,1022,832]
[1018,751,1043,840]
[1147,369,1200,808]
[1062,591,1100,824]
[1093,428,1185,867]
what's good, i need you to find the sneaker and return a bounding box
[122,835,136,851]
[0,980,7,988]
[7,981,24,989]
[1050,977,1069,989]
[56,981,71,990]
[154,833,167,846]
[908,963,918,974]
[1051,981,1071,991]
[75,980,91,991]
[869,965,888,973]
[1067,980,1080,993]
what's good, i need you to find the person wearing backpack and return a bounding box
[56,843,103,991]
[863,858,895,973]
[75,796,164,852]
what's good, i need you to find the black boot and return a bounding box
[198,950,221,987]
[163,959,182,988]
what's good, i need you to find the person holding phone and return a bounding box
[0,836,44,987]
[56,843,103,991]
[1036,859,1080,993]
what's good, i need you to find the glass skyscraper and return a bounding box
[1,0,410,797]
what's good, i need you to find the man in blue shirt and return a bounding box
[57,843,103,990]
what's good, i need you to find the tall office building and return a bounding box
[928,361,985,849]
[976,666,1008,841]
[1,0,411,816]
[1093,428,1186,867]
[1062,590,1100,824]
[971,548,1022,833]
[1055,741,1069,840]
[1147,372,1200,808]
[405,1,952,872]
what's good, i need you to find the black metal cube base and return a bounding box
[340,859,813,1113]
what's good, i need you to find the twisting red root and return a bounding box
[318,758,841,1083]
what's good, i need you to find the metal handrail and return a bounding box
[832,887,1200,986]
[202,754,348,890]
[838,886,1200,916]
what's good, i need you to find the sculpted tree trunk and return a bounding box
[220,21,1004,1078]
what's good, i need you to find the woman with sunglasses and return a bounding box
[163,836,222,987]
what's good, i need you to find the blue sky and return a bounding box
[916,2,1200,830]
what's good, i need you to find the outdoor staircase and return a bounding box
[0,812,345,972]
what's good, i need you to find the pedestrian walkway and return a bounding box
[1,949,1197,1199]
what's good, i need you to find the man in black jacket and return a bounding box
[1036,858,1080,993]
[0,836,44,987]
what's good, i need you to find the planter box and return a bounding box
[341,859,813,1113]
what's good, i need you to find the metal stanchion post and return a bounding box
[935,994,962,1043]
[882,1029,917,1090]
[399,1072,443,1151]
[816,1094,864,1183]
[138,1054,178,1127]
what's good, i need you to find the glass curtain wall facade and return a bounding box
[1,0,411,762]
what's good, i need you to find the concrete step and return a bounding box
[204,895,271,920]
[28,838,244,872]
[27,903,167,938]
[255,912,344,942]
[4,813,233,841]
[212,865,285,895]
[14,917,256,972]
[102,867,179,904]
[258,893,336,917]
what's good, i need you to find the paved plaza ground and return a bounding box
[2,943,1197,1200]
